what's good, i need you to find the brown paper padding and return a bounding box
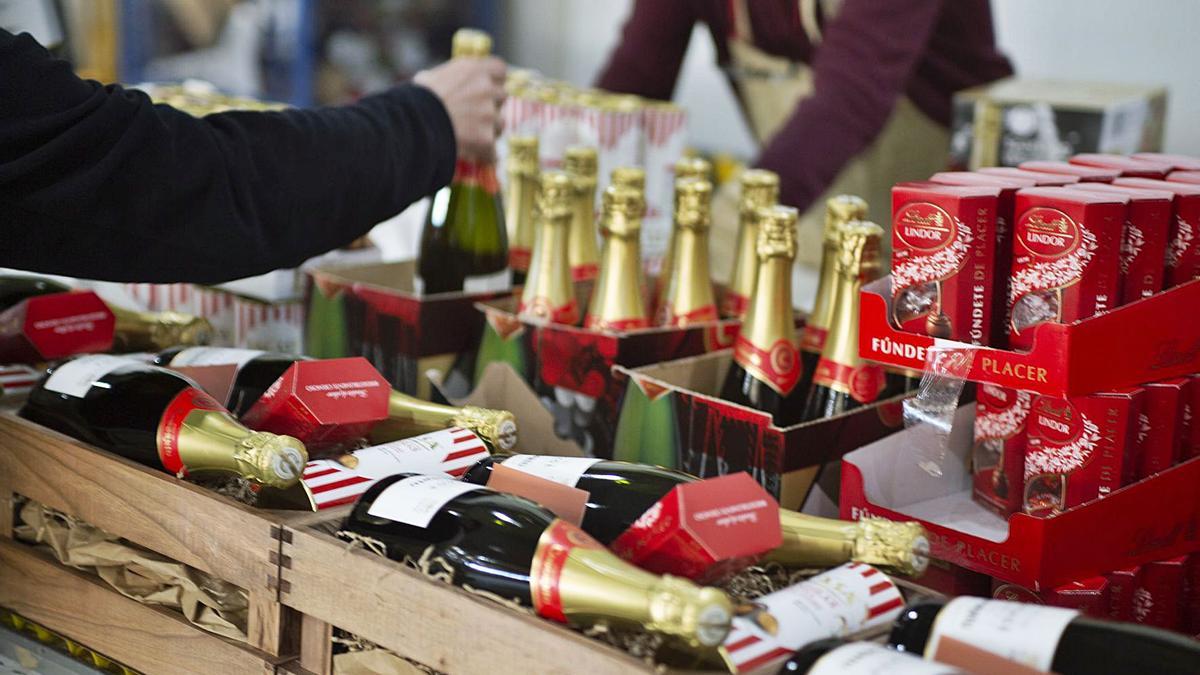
[487,464,589,526]
[933,635,1057,675]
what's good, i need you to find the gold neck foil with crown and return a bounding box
[852,517,931,577]
[724,170,781,318]
[658,179,718,327]
[586,185,649,332]
[178,410,307,489]
[520,171,580,325]
[674,157,712,183]
[504,135,540,271]
[451,28,492,57]
[802,195,868,355]
[655,158,713,315]
[564,146,600,281]
[610,166,646,191]
[765,510,930,577]
[450,405,519,452]
[733,205,800,394]
[110,306,214,352]
[378,390,519,452]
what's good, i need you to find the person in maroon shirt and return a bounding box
[597,0,1012,271]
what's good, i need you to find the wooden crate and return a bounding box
[279,510,665,675]
[0,411,306,671]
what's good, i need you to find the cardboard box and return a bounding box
[949,79,1167,170]
[613,350,907,509]
[840,404,1200,588]
[1134,379,1188,480]
[972,385,1031,517]
[305,260,509,399]
[991,575,1110,617]
[1067,182,1171,303]
[1018,160,1119,182]
[977,167,1079,186]
[1022,390,1141,516]
[1112,178,1200,288]
[1008,188,1125,351]
[1071,153,1172,178]
[890,182,1000,346]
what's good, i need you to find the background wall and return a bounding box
[503,0,1200,159]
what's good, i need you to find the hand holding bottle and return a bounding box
[414,33,506,163]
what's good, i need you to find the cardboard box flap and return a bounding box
[959,78,1168,110]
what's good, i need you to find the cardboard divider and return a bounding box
[859,275,1200,397]
[840,405,1200,588]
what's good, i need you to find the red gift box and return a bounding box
[972,385,1031,517]
[977,167,1079,186]
[1130,556,1186,631]
[0,291,115,364]
[1067,182,1171,303]
[1133,152,1200,172]
[1168,170,1200,185]
[1018,160,1119,183]
[1105,566,1141,622]
[1184,553,1200,636]
[1184,375,1200,461]
[1134,378,1188,480]
[992,575,1110,617]
[1112,178,1200,288]
[1071,153,1172,179]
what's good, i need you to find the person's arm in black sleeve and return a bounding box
[0,28,456,283]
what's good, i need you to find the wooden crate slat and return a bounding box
[0,538,283,675]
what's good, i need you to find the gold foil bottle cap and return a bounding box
[539,170,574,218]
[824,195,868,245]
[160,312,214,346]
[853,518,930,577]
[673,178,712,230]
[602,185,645,238]
[507,135,539,172]
[646,576,734,648]
[739,169,780,212]
[240,433,308,489]
[451,28,492,58]
[674,156,712,183]
[756,205,798,260]
[835,220,883,278]
[602,93,643,113]
[610,166,646,191]
[452,406,519,451]
[564,146,599,180]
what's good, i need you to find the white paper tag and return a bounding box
[169,347,264,369]
[724,563,904,672]
[463,268,513,294]
[366,474,484,528]
[501,454,602,488]
[925,597,1077,670]
[42,355,135,398]
[809,642,965,675]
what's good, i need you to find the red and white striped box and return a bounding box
[119,283,302,352]
[295,427,490,510]
[0,364,41,398]
[497,91,545,193]
[538,87,580,171]
[721,562,904,673]
[641,102,688,271]
[577,96,644,207]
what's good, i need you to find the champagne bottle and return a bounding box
[504,135,540,285]
[564,146,601,282]
[798,196,867,396]
[519,171,580,325]
[0,275,72,310]
[719,205,806,427]
[656,178,718,327]
[416,29,510,295]
[156,347,517,451]
[781,639,966,674]
[21,355,305,488]
[463,453,929,575]
[584,185,650,331]
[654,157,712,315]
[803,221,886,421]
[889,598,1200,675]
[722,170,780,318]
[610,166,646,192]
[344,473,734,649]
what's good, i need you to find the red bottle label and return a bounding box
[799,325,827,354]
[812,358,886,404]
[720,291,749,318]
[733,334,801,395]
[453,159,500,194]
[156,387,225,475]
[570,263,599,282]
[518,297,580,325]
[508,247,532,271]
[529,519,606,623]
[659,303,719,328]
[583,315,650,332]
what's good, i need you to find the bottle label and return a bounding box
[518,296,580,325]
[733,334,801,395]
[570,263,599,282]
[723,563,904,672]
[169,347,265,369]
[659,303,719,328]
[453,158,500,194]
[509,247,532,272]
[720,291,749,318]
[925,597,1077,670]
[529,519,607,623]
[799,325,828,354]
[463,268,513,294]
[42,354,134,398]
[809,642,963,675]
[812,358,886,404]
[583,315,651,332]
[501,455,601,488]
[366,474,484,528]
[302,428,490,509]
[156,387,225,475]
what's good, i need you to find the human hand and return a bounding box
[415,56,506,162]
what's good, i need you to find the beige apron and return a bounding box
[715,0,950,270]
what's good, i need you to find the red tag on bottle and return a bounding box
[518,297,580,326]
[812,358,886,404]
[583,315,650,332]
[571,263,599,282]
[156,387,225,475]
[733,334,801,395]
[720,291,749,318]
[529,519,606,623]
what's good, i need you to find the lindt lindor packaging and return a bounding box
[890,182,999,345]
[992,576,1110,617]
[1018,160,1119,182]
[1008,188,1125,351]
[1023,389,1141,517]
[1113,178,1200,288]
[977,166,1080,186]
[1070,153,1172,178]
[1105,566,1141,622]
[929,171,1033,347]
[1133,378,1189,480]
[972,384,1031,516]
[1168,170,1200,185]
[1185,553,1200,637]
[1132,152,1200,172]
[1068,182,1171,303]
[1184,375,1200,461]
[1130,557,1187,631]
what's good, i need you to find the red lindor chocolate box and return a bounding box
[1134,378,1188,480]
[1008,188,1124,351]
[1168,170,1200,185]
[991,576,1110,617]
[977,167,1080,186]
[1023,389,1141,517]
[890,182,999,346]
[1133,152,1200,172]
[1185,376,1200,461]
[972,385,1031,517]
[1131,556,1186,630]
[1067,182,1171,303]
[0,291,115,364]
[1071,153,1172,179]
[1018,160,1119,182]
[1105,566,1141,622]
[1185,553,1200,636]
[1113,178,1200,288]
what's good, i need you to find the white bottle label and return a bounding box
[43,355,135,398]
[463,268,513,294]
[724,563,905,672]
[169,347,265,369]
[809,642,965,675]
[501,455,602,487]
[925,597,1077,671]
[366,474,484,528]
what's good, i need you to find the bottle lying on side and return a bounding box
[21,355,306,489]
[781,639,966,674]
[343,473,735,651]
[154,347,517,451]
